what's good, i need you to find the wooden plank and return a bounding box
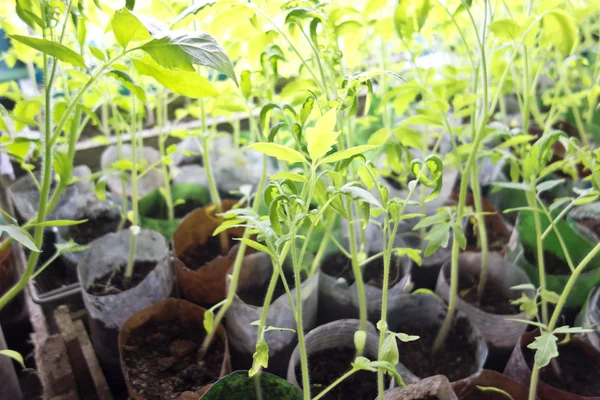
[74,319,113,400]
[34,334,78,400]
[54,306,98,400]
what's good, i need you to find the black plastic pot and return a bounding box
[225,259,319,377]
[78,228,172,386]
[576,285,600,351]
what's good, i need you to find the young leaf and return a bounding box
[141,31,238,84]
[300,97,314,126]
[203,309,214,333]
[89,45,107,61]
[248,143,307,164]
[105,70,147,103]
[270,172,307,182]
[133,58,217,98]
[0,350,24,368]
[352,356,376,372]
[10,36,86,69]
[536,179,565,194]
[111,8,154,49]
[540,290,561,304]
[379,334,399,366]
[394,332,419,342]
[321,145,379,164]
[489,19,521,42]
[553,326,593,334]
[249,337,269,376]
[235,238,271,256]
[527,331,558,368]
[541,10,577,58]
[424,223,450,257]
[354,330,367,355]
[305,109,340,161]
[240,70,252,99]
[171,1,216,26]
[29,219,88,227]
[0,224,39,252]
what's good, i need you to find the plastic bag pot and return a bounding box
[173,200,244,306]
[119,299,230,400]
[507,213,600,308]
[202,371,303,400]
[577,286,600,351]
[0,241,26,325]
[504,330,600,400]
[139,183,210,239]
[287,319,416,396]
[226,263,319,377]
[387,293,488,382]
[381,375,457,400]
[78,229,172,385]
[101,144,165,199]
[452,370,531,400]
[568,202,600,242]
[318,250,412,325]
[436,252,535,352]
[403,231,452,290]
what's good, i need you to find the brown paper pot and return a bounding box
[119,298,231,400]
[504,330,600,400]
[436,252,535,351]
[173,200,245,306]
[381,375,458,400]
[0,242,26,324]
[452,370,531,400]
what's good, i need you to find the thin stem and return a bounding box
[314,370,356,400]
[346,195,368,333]
[309,212,335,275]
[125,96,139,280]
[157,90,175,221]
[472,174,489,300]
[526,190,548,325]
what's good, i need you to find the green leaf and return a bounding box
[133,57,217,98]
[491,181,532,192]
[511,283,536,291]
[126,0,135,11]
[339,184,382,208]
[379,334,399,366]
[475,386,515,400]
[536,179,565,194]
[10,35,86,69]
[0,224,39,252]
[453,224,467,249]
[141,31,238,84]
[271,172,307,182]
[394,332,420,342]
[247,143,307,164]
[305,109,340,161]
[111,8,156,49]
[352,356,376,372]
[249,337,269,376]
[553,326,593,334]
[321,145,379,164]
[354,330,367,354]
[29,219,88,227]
[395,248,422,266]
[540,290,561,304]
[171,1,216,26]
[89,45,107,61]
[235,238,271,255]
[414,211,449,230]
[269,198,283,236]
[300,96,314,126]
[203,309,214,333]
[240,70,252,99]
[542,10,577,58]
[489,19,521,42]
[0,350,24,368]
[106,70,147,103]
[424,223,450,257]
[527,332,558,368]
[15,0,44,29]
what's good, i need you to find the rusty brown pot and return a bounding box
[381,375,458,400]
[453,370,532,400]
[119,298,231,400]
[504,330,600,400]
[0,241,25,324]
[173,200,245,306]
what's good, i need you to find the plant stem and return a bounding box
[314,370,356,400]
[472,174,489,300]
[125,96,139,280]
[157,90,175,221]
[309,213,335,275]
[526,190,548,325]
[346,195,368,333]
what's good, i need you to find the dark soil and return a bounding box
[465,216,510,252]
[394,318,477,381]
[179,236,237,271]
[236,269,299,307]
[524,340,600,397]
[459,275,519,315]
[578,218,600,238]
[295,347,385,400]
[524,246,571,275]
[122,318,224,400]
[321,252,403,289]
[420,397,441,400]
[148,199,205,220]
[87,261,156,296]
[69,212,121,245]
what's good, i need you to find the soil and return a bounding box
[122,318,224,400]
[524,245,571,275]
[295,347,385,400]
[524,340,600,397]
[578,218,600,238]
[148,199,205,220]
[394,318,477,381]
[69,213,121,245]
[179,236,237,271]
[236,269,299,307]
[464,216,510,252]
[87,261,156,296]
[458,275,519,315]
[321,252,403,289]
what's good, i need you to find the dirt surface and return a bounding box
[578,218,600,238]
[179,236,236,271]
[459,276,519,315]
[524,341,600,397]
[395,318,478,381]
[70,213,121,245]
[122,319,224,400]
[321,252,403,289]
[87,261,156,296]
[295,347,384,400]
[524,246,571,275]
